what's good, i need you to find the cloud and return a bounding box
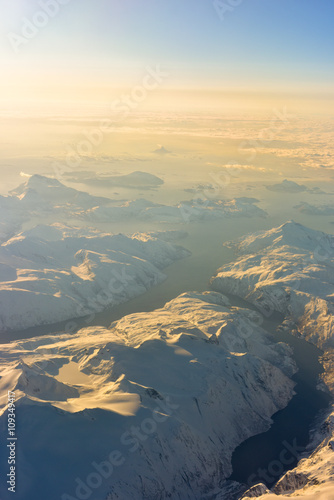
[222,164,269,172]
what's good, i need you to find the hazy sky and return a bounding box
[1,0,333,108]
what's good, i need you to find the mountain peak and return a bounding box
[10,175,63,197]
[236,220,332,254]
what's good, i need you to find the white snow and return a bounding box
[2,174,334,499]
[0,175,267,240]
[0,223,190,332]
[211,221,334,499]
[0,291,296,500]
[10,173,110,210]
[211,221,334,349]
[64,170,164,188]
[0,195,28,243]
[86,197,267,223]
[132,230,188,242]
[242,483,334,499]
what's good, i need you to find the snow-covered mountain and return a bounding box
[86,196,266,223]
[0,195,27,242]
[210,222,334,499]
[0,224,190,332]
[1,176,267,238]
[295,201,334,216]
[11,174,111,211]
[0,175,113,243]
[241,405,334,499]
[265,180,329,196]
[64,170,164,188]
[266,179,307,193]
[0,292,296,500]
[211,221,334,349]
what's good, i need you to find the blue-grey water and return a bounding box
[1,218,332,495]
[226,295,331,489]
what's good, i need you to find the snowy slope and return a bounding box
[10,174,110,210]
[0,195,28,243]
[295,202,334,216]
[241,409,334,499]
[65,170,164,188]
[266,179,307,193]
[0,176,266,240]
[0,224,190,332]
[87,196,266,223]
[0,175,113,240]
[210,222,334,499]
[211,221,334,349]
[0,292,296,500]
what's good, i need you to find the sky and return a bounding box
[0,0,333,110]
